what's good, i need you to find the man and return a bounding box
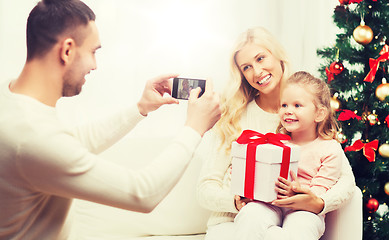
[0,0,220,239]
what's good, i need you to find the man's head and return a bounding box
[26,0,96,61]
[26,0,101,97]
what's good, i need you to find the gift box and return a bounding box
[230,130,300,202]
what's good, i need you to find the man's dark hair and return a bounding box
[26,0,96,60]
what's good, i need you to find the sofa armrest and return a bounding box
[320,186,363,240]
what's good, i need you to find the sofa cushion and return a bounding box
[69,137,210,239]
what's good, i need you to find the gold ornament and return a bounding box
[376,78,389,101]
[385,182,389,195]
[362,110,380,126]
[379,143,389,158]
[353,19,373,45]
[336,131,347,144]
[330,93,341,111]
[367,112,378,126]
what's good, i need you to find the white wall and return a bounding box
[0,0,339,138]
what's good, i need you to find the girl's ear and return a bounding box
[315,106,327,123]
[60,38,75,65]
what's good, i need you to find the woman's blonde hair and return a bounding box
[215,27,291,154]
[276,71,339,140]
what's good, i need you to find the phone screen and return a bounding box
[172,77,206,100]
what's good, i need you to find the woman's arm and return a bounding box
[196,130,239,213]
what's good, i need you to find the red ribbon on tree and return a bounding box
[364,52,389,83]
[337,109,362,121]
[385,115,389,128]
[325,67,335,83]
[344,139,379,162]
[236,130,291,199]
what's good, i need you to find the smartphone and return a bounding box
[171,77,206,100]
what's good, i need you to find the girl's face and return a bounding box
[279,84,325,141]
[235,43,283,96]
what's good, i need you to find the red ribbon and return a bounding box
[385,115,389,128]
[344,139,379,162]
[364,52,389,83]
[325,67,335,83]
[236,130,291,199]
[337,109,362,121]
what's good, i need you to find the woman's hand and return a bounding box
[234,195,253,211]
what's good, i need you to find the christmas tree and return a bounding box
[317,0,389,239]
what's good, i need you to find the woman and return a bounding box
[196,27,355,239]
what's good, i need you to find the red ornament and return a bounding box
[349,0,364,3]
[385,115,389,128]
[366,198,379,213]
[330,61,344,75]
[338,0,350,4]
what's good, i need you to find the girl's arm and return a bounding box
[319,153,355,214]
[308,141,343,197]
[272,154,355,214]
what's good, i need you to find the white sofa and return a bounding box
[68,137,363,240]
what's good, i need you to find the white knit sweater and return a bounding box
[196,100,355,227]
[0,82,201,240]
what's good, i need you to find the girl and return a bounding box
[196,27,355,240]
[233,71,343,240]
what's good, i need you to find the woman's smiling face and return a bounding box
[235,43,283,96]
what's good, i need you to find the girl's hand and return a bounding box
[271,186,324,214]
[271,172,324,214]
[234,195,253,211]
[275,171,300,198]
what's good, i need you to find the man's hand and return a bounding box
[137,74,179,116]
[185,79,221,136]
[234,195,253,211]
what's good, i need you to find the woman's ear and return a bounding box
[60,38,75,65]
[315,106,328,123]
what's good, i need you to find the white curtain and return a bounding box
[0,0,339,138]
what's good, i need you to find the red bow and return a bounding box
[325,67,335,83]
[364,52,389,83]
[236,130,291,199]
[237,130,291,146]
[386,115,389,128]
[344,139,379,162]
[337,109,362,121]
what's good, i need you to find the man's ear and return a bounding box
[60,38,75,65]
[315,106,327,123]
